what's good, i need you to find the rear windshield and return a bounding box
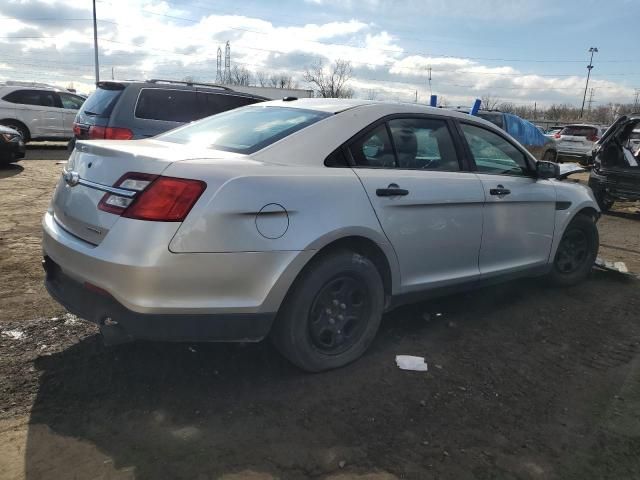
[560,126,597,137]
[477,112,504,129]
[158,106,331,154]
[80,85,124,118]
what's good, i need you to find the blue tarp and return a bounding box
[504,113,547,147]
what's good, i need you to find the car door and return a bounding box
[350,116,485,292]
[458,122,557,277]
[58,92,85,137]
[37,90,65,138]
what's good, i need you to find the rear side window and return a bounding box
[158,106,330,154]
[388,118,460,171]
[349,124,396,167]
[81,85,124,117]
[560,126,597,138]
[135,89,199,122]
[201,93,261,117]
[3,89,50,107]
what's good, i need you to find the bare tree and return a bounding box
[256,71,269,87]
[480,94,500,110]
[269,73,297,89]
[365,89,378,100]
[228,65,252,86]
[303,59,354,98]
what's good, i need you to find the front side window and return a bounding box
[388,118,460,171]
[59,93,85,110]
[158,106,330,154]
[461,123,530,176]
[39,91,60,108]
[135,89,199,122]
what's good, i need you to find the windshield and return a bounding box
[158,106,331,154]
[80,85,124,117]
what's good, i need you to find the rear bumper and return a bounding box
[42,211,316,340]
[589,170,640,201]
[44,256,274,342]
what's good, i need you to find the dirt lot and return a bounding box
[1,157,640,480]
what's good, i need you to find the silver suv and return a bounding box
[43,99,600,371]
[0,82,85,141]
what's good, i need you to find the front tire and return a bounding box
[548,214,599,287]
[271,250,384,372]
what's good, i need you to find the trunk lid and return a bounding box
[51,139,240,245]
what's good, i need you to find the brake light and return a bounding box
[98,172,206,222]
[587,134,599,142]
[73,123,81,136]
[554,133,561,139]
[88,125,134,140]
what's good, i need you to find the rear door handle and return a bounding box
[489,185,511,196]
[376,183,409,197]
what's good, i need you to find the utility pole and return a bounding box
[579,47,598,119]
[427,65,432,97]
[634,89,640,110]
[111,67,114,80]
[92,0,100,85]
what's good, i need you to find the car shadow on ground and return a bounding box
[0,163,24,179]
[22,273,640,479]
[604,209,640,221]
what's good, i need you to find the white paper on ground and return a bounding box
[396,355,429,372]
[595,257,629,274]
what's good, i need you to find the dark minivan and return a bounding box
[70,79,267,146]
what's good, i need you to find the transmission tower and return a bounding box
[586,88,595,114]
[224,41,231,84]
[216,47,222,83]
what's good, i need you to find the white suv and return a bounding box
[0,82,85,142]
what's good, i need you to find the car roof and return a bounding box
[96,80,268,100]
[258,97,497,125]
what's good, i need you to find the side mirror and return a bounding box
[536,160,560,179]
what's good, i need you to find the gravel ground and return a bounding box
[1,158,639,480]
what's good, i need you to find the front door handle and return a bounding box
[489,184,511,196]
[376,183,409,197]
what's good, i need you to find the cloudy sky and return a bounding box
[0,0,638,106]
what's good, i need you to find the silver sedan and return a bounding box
[43,99,600,371]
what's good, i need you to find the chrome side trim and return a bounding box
[77,177,137,198]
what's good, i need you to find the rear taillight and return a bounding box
[98,172,206,222]
[73,123,81,136]
[587,134,599,142]
[88,125,134,140]
[554,133,561,139]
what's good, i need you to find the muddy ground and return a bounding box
[1,157,639,480]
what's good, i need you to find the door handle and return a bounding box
[376,183,409,197]
[489,185,511,196]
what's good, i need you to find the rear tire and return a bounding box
[543,150,557,162]
[548,214,599,287]
[271,250,384,372]
[0,120,29,143]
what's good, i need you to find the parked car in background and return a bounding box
[545,126,564,138]
[470,110,558,161]
[589,115,640,211]
[69,79,268,149]
[554,124,605,165]
[43,99,600,372]
[0,124,25,165]
[0,82,85,142]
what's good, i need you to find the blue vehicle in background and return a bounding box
[474,110,558,162]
